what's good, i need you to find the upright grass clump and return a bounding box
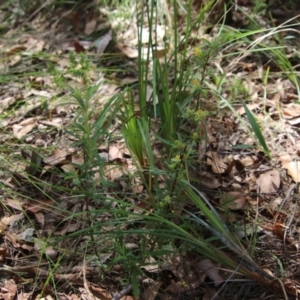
[121,0,213,167]
[114,0,291,297]
[120,89,145,169]
[152,0,215,153]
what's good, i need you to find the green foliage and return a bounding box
[243,102,271,158]
[67,84,119,192]
[114,1,270,293]
[120,89,145,169]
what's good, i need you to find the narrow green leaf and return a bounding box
[243,103,271,159]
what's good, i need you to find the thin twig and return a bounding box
[111,285,132,300]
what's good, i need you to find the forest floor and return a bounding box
[1,1,300,299]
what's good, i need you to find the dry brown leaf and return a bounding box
[280,154,300,182]
[199,171,221,189]
[240,155,255,167]
[99,152,109,162]
[44,246,57,260]
[34,139,47,147]
[287,116,300,126]
[204,120,218,143]
[0,218,9,232]
[282,103,300,119]
[13,121,37,139]
[19,117,38,126]
[95,29,112,55]
[62,39,93,53]
[142,257,159,273]
[220,191,246,210]
[263,268,275,277]
[61,164,77,173]
[4,198,24,210]
[43,149,69,166]
[72,39,85,53]
[26,37,45,52]
[141,281,163,300]
[84,15,98,35]
[0,245,8,262]
[4,214,23,228]
[0,279,17,300]
[16,292,33,300]
[207,151,227,174]
[88,285,111,300]
[39,118,63,129]
[56,294,80,300]
[20,243,34,252]
[132,184,144,194]
[23,199,54,213]
[237,102,260,115]
[72,153,84,165]
[0,179,15,190]
[79,285,108,300]
[24,89,51,98]
[105,166,123,180]
[58,222,81,235]
[257,169,280,194]
[120,296,135,300]
[109,146,123,161]
[8,54,22,66]
[117,43,138,58]
[119,77,138,86]
[199,259,223,287]
[6,45,27,56]
[2,231,20,247]
[34,212,44,226]
[0,96,16,115]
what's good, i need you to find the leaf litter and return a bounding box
[1,0,300,299]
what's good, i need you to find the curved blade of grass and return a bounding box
[243,102,271,159]
[121,89,144,168]
[207,83,271,159]
[84,207,274,284]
